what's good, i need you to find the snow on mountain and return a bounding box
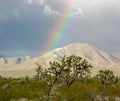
[0,43,119,77]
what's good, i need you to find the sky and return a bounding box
[0,0,120,57]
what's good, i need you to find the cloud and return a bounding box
[24,0,60,16]
[45,0,120,18]
[43,4,59,16]
[22,0,120,18]
[81,0,120,16]
[0,49,37,57]
[0,0,120,56]
[24,0,45,6]
[71,8,84,18]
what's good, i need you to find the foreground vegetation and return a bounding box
[0,55,120,101]
[0,77,120,101]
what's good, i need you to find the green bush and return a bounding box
[96,70,120,87]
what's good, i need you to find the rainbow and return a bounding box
[44,3,78,52]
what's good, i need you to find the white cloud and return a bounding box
[79,0,120,16]
[47,0,120,17]
[71,8,84,18]
[23,0,120,18]
[43,4,59,16]
[24,0,45,6]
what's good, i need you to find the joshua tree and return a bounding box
[60,55,92,86]
[47,61,63,98]
[35,62,62,99]
[35,64,43,79]
[35,55,92,99]
[96,70,119,87]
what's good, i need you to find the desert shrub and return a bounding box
[60,55,92,86]
[96,70,120,87]
[35,64,43,80]
[35,55,92,100]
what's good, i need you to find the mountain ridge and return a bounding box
[0,43,120,77]
[112,52,120,60]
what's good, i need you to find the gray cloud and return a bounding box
[28,0,120,17]
[24,0,45,6]
[43,4,60,16]
[71,8,84,18]
[0,0,120,56]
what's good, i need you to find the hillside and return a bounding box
[0,43,120,77]
[112,52,120,60]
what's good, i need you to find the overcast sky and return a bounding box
[0,0,120,57]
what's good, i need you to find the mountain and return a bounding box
[0,56,32,65]
[0,55,7,64]
[112,52,120,60]
[43,43,119,66]
[0,43,120,77]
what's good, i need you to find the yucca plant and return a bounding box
[96,70,119,87]
[35,55,92,100]
[60,55,92,86]
[47,61,63,98]
[35,61,63,100]
[35,64,43,80]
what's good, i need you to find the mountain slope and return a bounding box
[44,43,119,66]
[112,52,120,60]
[0,56,32,66]
[0,55,7,64]
[0,43,119,77]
